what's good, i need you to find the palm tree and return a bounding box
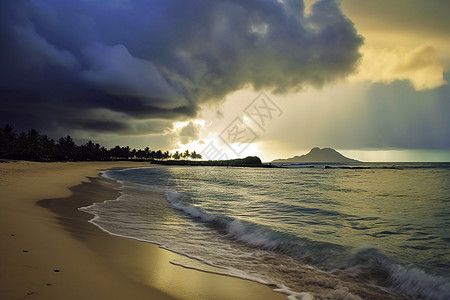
[15,132,29,159]
[40,134,55,160]
[155,150,163,160]
[130,148,137,159]
[0,124,17,158]
[12,129,45,160]
[99,146,109,160]
[172,151,181,160]
[109,146,122,160]
[183,150,190,159]
[163,151,171,160]
[56,136,77,160]
[144,147,150,160]
[80,140,102,160]
[27,129,44,159]
[190,151,202,160]
[136,149,146,160]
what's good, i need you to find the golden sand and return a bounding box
[0,161,284,300]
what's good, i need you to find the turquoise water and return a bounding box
[80,163,450,299]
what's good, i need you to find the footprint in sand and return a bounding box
[23,291,37,299]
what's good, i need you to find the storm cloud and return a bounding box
[0,0,362,136]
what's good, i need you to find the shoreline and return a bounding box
[0,160,283,300]
[150,159,283,168]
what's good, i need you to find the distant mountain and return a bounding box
[272,147,359,163]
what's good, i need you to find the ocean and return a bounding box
[80,162,450,299]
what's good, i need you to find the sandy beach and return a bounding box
[0,160,284,300]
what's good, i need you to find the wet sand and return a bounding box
[0,160,284,300]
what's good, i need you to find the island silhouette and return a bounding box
[272,147,359,163]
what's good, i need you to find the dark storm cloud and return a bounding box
[66,118,173,136]
[0,0,362,135]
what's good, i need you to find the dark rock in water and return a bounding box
[272,147,359,163]
[341,166,371,169]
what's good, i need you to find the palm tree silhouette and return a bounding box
[1,124,203,162]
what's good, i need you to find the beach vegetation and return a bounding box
[0,124,201,162]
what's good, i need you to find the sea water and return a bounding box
[80,163,450,299]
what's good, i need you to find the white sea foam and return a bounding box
[226,219,279,250]
[99,169,114,180]
[344,246,450,299]
[165,190,282,250]
[287,293,314,300]
[389,264,450,300]
[275,286,315,300]
[165,190,217,222]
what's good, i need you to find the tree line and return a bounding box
[0,124,202,161]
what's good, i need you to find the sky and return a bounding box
[1,0,449,162]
